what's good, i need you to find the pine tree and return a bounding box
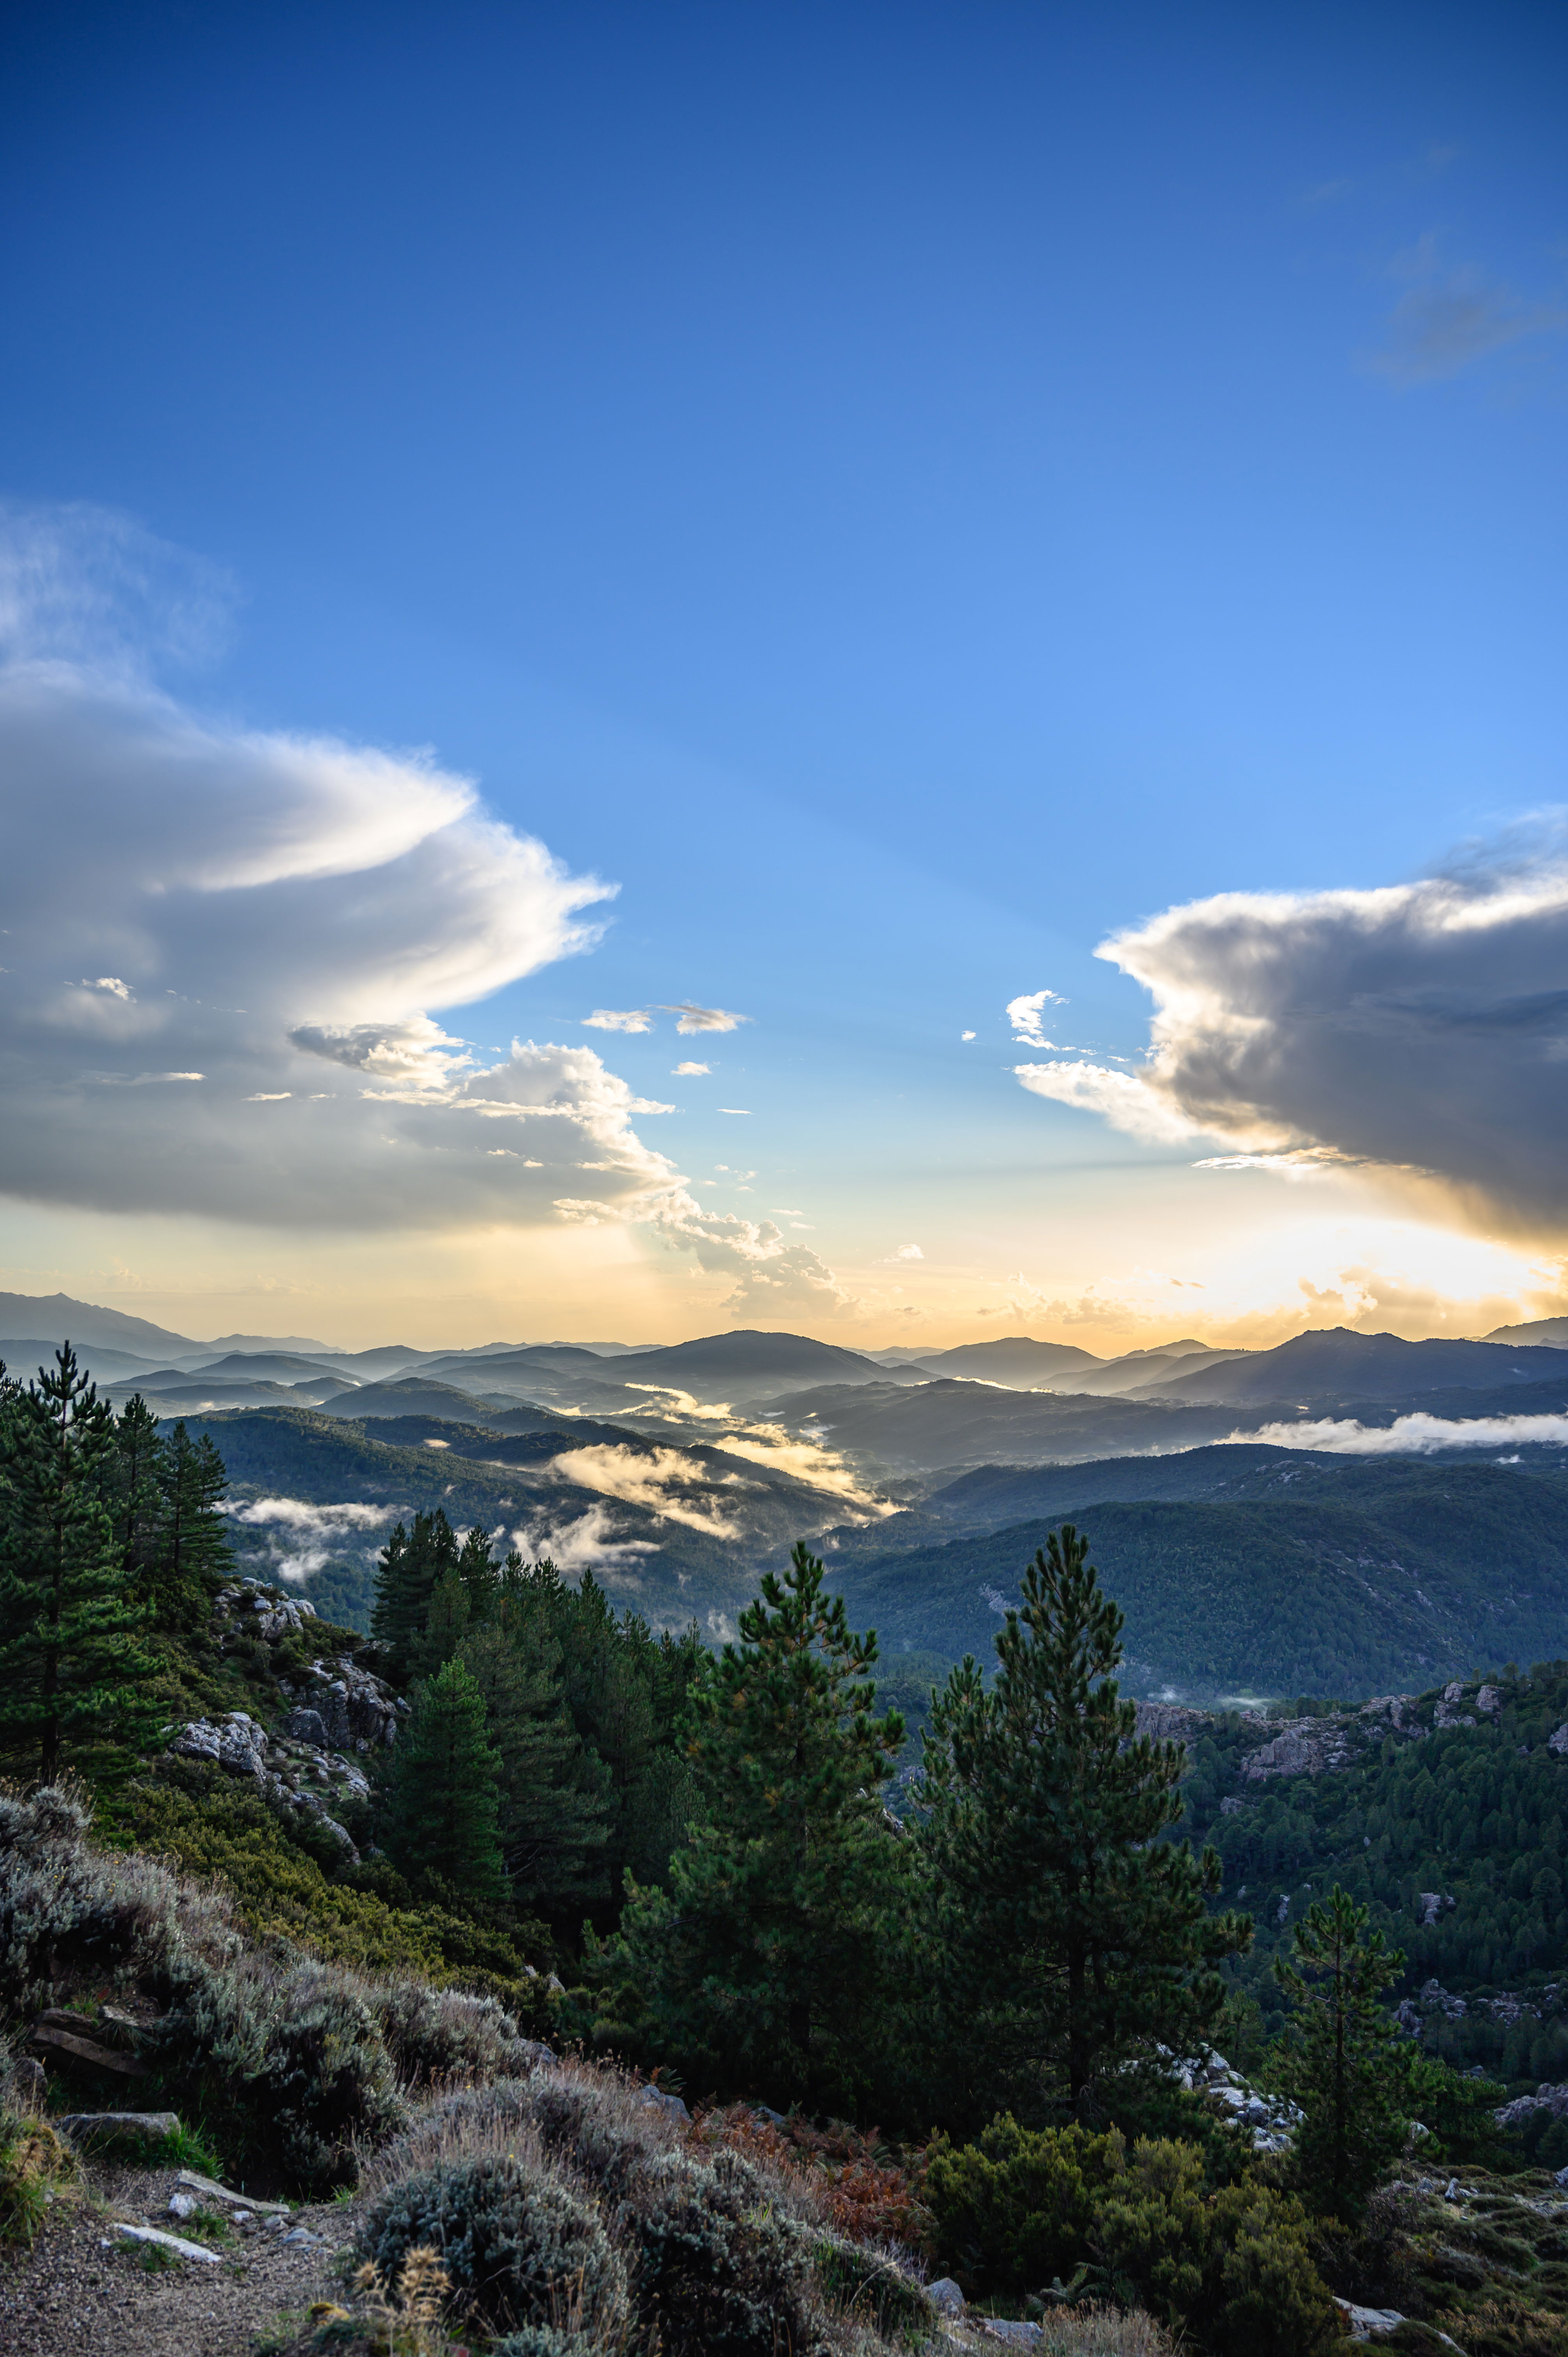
[457,1619,611,1914]
[597,1542,913,2108]
[148,1421,233,1626]
[456,1523,498,1622]
[379,1656,507,1905]
[1273,1885,1409,2222]
[371,1508,460,1676]
[920,1525,1251,2120]
[107,1393,164,1593]
[0,1346,160,1779]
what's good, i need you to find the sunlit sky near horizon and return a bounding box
[1,0,1565,1353]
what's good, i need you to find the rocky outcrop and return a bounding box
[1495,2081,1568,2131]
[1241,1721,1358,1781]
[1134,1701,1211,1744]
[277,1654,406,1751]
[212,1580,316,1640]
[166,1705,380,1856]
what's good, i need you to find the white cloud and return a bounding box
[1015,1059,1201,1144]
[673,1060,710,1076]
[877,1243,923,1263]
[1015,845,1568,1232]
[961,1030,976,1042]
[718,1106,752,1116]
[0,499,234,675]
[549,1444,746,1537]
[507,1501,659,1587]
[583,1009,653,1032]
[662,1002,750,1034]
[227,1494,401,1582]
[0,547,708,1226]
[1006,989,1065,1048]
[1241,1412,1568,1455]
[639,1188,859,1317]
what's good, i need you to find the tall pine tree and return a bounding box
[148,1421,233,1626]
[371,1508,460,1676]
[1273,1885,1409,2223]
[593,1542,913,2109]
[0,1347,160,1779]
[379,1656,507,1905]
[921,1525,1250,2121]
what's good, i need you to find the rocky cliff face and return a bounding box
[164,1583,409,1859]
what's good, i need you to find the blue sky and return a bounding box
[1,1,1565,1348]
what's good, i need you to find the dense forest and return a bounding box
[5,1344,1568,2354]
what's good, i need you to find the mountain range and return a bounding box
[7,1290,1568,1705]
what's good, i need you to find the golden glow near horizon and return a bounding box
[2,1161,1560,1355]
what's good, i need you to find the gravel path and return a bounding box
[0,2159,363,2357]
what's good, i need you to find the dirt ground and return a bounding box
[0,2157,364,2357]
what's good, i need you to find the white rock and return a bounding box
[167,2191,198,2220]
[113,2221,222,2263]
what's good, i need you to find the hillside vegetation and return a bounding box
[828,1464,1568,1700]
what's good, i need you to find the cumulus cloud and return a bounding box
[1016,846,1568,1233]
[637,1189,859,1317]
[1006,989,1065,1048]
[583,1009,653,1032]
[673,1061,710,1076]
[1241,1412,1568,1455]
[0,519,717,1228]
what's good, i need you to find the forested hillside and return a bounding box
[828,1472,1568,1700]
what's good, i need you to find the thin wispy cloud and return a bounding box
[1370,238,1566,383]
[662,1001,750,1034]
[583,1008,654,1032]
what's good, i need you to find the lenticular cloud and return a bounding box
[0,659,684,1227]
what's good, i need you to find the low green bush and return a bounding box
[1092,2136,1340,2357]
[360,2150,628,2338]
[923,2112,1126,2294]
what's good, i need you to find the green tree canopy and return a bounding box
[379,1655,508,1906]
[0,1346,160,1779]
[1271,1883,1410,2222]
[590,1541,915,2110]
[920,1524,1251,2122]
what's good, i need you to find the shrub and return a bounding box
[923,2112,1125,2295]
[623,2145,821,2357]
[157,1952,405,2193]
[0,2110,77,2246]
[360,2150,628,2339]
[373,1977,546,2088]
[1092,2137,1340,2357]
[0,1781,235,2007]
